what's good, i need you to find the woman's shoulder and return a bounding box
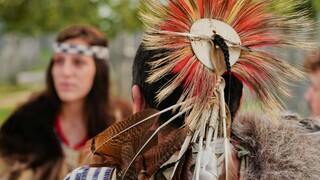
[0,92,62,179]
[0,92,58,151]
[16,92,53,112]
[109,97,133,122]
[1,92,55,126]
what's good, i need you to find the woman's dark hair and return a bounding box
[132,44,243,124]
[46,25,114,138]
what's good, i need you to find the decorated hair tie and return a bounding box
[52,42,109,60]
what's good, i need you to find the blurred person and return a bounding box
[0,25,132,180]
[304,47,320,117]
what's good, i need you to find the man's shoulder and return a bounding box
[65,166,116,180]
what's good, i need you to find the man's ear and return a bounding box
[132,85,147,113]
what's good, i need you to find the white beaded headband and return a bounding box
[52,42,109,60]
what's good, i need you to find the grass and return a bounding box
[0,84,29,94]
[0,107,13,125]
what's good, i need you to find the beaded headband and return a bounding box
[52,42,109,60]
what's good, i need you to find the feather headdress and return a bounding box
[141,0,313,120]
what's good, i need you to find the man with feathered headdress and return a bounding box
[65,0,320,179]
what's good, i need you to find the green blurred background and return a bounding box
[0,0,320,125]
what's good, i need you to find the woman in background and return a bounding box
[0,25,132,180]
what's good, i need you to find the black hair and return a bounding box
[223,73,243,118]
[132,44,243,124]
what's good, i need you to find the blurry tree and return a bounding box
[0,0,319,38]
[0,0,141,38]
[311,0,320,12]
[267,0,320,17]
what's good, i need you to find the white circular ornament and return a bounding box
[190,18,241,70]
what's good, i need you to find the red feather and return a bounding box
[161,20,189,32]
[197,0,204,18]
[172,54,193,73]
[184,61,199,87]
[169,1,189,22]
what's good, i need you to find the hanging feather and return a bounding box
[143,127,187,177]
[79,101,194,178]
[80,108,160,168]
[120,106,192,179]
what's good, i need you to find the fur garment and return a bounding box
[232,112,320,180]
[0,94,63,179]
[0,93,132,180]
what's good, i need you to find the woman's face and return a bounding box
[52,38,96,104]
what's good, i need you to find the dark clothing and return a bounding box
[0,94,63,179]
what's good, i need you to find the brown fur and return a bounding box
[232,112,320,180]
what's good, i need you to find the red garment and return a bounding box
[54,116,88,150]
